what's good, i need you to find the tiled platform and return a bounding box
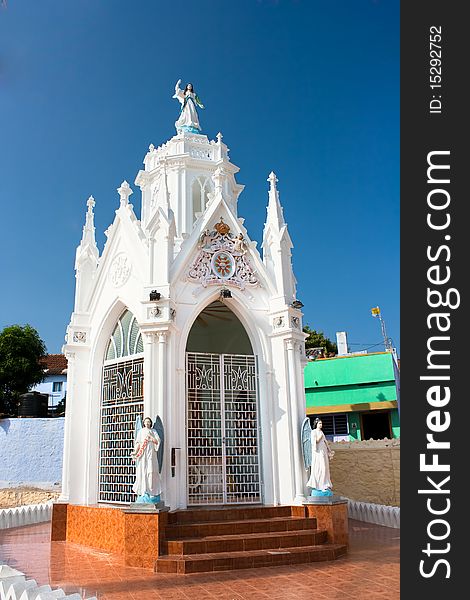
[0,520,399,599]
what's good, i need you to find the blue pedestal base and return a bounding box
[177,125,201,134]
[136,493,161,504]
[310,488,334,497]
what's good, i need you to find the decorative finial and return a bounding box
[149,143,155,152]
[216,132,223,144]
[268,171,278,191]
[86,195,95,212]
[117,181,133,206]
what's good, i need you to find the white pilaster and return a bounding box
[286,339,306,504]
[59,351,75,502]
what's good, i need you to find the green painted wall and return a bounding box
[305,381,397,408]
[391,408,400,438]
[304,352,397,409]
[304,352,400,440]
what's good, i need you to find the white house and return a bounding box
[33,354,68,411]
[61,107,308,510]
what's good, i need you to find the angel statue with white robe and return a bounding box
[172,79,204,134]
[131,415,164,503]
[301,416,334,497]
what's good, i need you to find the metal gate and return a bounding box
[186,352,261,505]
[99,358,144,504]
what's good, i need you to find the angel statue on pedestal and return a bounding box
[131,415,164,504]
[301,417,335,497]
[172,79,204,134]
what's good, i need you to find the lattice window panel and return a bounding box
[99,358,144,504]
[187,352,261,506]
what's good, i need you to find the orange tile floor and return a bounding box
[0,519,399,600]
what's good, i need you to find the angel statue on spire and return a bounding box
[131,415,164,504]
[301,417,335,497]
[173,79,204,134]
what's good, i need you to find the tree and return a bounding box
[303,325,337,356]
[0,324,47,417]
[54,392,66,416]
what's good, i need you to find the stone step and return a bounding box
[165,516,318,539]
[155,543,348,574]
[167,505,296,524]
[167,528,328,555]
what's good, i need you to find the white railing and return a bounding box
[0,502,52,530]
[0,564,97,600]
[347,499,400,528]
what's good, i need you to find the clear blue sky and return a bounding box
[0,0,399,355]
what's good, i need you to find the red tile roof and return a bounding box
[39,354,68,375]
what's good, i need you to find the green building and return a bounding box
[304,351,400,441]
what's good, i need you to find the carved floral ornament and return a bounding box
[187,218,258,289]
[109,253,131,288]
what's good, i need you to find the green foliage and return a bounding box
[303,325,337,355]
[54,393,66,416]
[0,324,47,417]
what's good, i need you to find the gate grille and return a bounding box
[187,352,261,505]
[99,358,144,503]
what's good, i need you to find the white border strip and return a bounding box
[0,563,97,600]
[348,499,400,528]
[0,502,52,530]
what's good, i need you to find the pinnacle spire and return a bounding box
[117,180,133,206]
[81,196,98,248]
[76,195,99,269]
[266,171,285,229]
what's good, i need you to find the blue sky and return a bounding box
[0,0,399,354]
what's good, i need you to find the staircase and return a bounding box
[155,505,347,573]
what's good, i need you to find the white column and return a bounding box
[143,332,158,418]
[148,238,155,286]
[59,351,75,502]
[157,332,167,421]
[157,331,168,504]
[266,369,280,505]
[286,339,306,504]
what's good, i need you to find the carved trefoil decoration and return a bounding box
[187,218,258,289]
[73,331,87,343]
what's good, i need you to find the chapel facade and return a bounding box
[61,119,308,510]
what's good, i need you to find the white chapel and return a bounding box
[61,86,308,510]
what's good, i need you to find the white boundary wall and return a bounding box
[0,418,64,488]
[0,563,97,600]
[348,499,400,528]
[0,502,52,530]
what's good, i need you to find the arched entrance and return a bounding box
[186,301,261,505]
[99,309,144,504]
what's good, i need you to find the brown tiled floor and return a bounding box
[0,520,399,599]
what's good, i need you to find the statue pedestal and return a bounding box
[304,495,345,504]
[51,502,169,568]
[302,497,349,547]
[124,501,169,513]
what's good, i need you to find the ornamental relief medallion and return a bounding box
[109,253,131,288]
[187,218,258,289]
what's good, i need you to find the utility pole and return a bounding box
[371,306,393,351]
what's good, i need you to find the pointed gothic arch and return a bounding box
[99,308,144,504]
[191,176,213,223]
[185,300,261,506]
